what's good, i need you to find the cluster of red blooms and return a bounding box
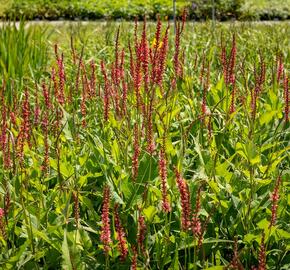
[276,54,284,84]
[174,167,191,230]
[251,56,266,120]
[130,22,141,110]
[1,16,288,270]
[173,10,187,80]
[90,60,96,98]
[229,237,239,269]
[131,245,138,270]
[54,44,66,105]
[120,49,128,114]
[0,208,6,238]
[34,84,41,126]
[41,82,50,173]
[0,208,5,239]
[17,89,31,163]
[129,17,172,155]
[100,60,110,122]
[200,57,211,119]
[146,114,155,155]
[221,34,237,113]
[258,232,266,270]
[192,187,202,237]
[4,186,10,217]
[114,204,128,261]
[100,27,128,121]
[269,176,281,228]
[79,58,97,127]
[137,210,147,253]
[100,185,111,254]
[174,168,206,244]
[81,85,87,127]
[140,20,150,94]
[0,99,11,169]
[100,189,147,265]
[112,27,122,116]
[72,191,80,228]
[1,49,69,171]
[221,34,237,86]
[158,142,171,213]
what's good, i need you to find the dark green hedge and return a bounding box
[1,0,289,20]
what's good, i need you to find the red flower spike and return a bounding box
[141,18,149,93]
[230,78,236,114]
[54,51,66,105]
[100,185,111,254]
[101,60,110,122]
[90,60,96,97]
[156,25,169,88]
[17,89,31,162]
[258,232,266,270]
[269,176,282,228]
[120,49,128,115]
[114,204,128,261]
[277,54,283,84]
[81,74,87,127]
[230,237,239,269]
[0,208,6,239]
[137,211,146,253]
[129,41,135,82]
[228,34,237,85]
[192,187,202,237]
[33,82,41,126]
[158,142,171,213]
[72,191,80,228]
[174,167,191,231]
[131,245,138,270]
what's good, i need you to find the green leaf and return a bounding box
[244,233,258,243]
[276,229,290,239]
[137,152,158,183]
[111,139,120,162]
[236,141,260,165]
[245,141,260,165]
[33,228,61,253]
[62,228,73,270]
[169,249,179,270]
[143,206,157,222]
[259,110,277,125]
[169,235,175,243]
[257,218,270,230]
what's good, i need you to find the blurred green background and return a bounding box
[0,0,289,21]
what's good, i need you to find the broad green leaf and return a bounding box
[257,218,270,230]
[62,229,73,270]
[259,110,277,125]
[244,233,258,243]
[276,229,290,239]
[143,206,157,222]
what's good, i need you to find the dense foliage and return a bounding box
[1,0,290,21]
[0,18,289,269]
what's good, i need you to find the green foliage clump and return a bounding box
[0,20,289,269]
